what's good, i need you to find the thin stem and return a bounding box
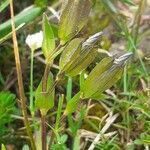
[41,63,50,150]
[123,65,127,93]
[30,49,34,116]
[9,0,36,149]
[67,77,72,102]
[41,114,46,150]
[80,71,85,90]
[131,0,146,45]
[128,36,148,77]
[66,77,74,132]
[48,95,64,148]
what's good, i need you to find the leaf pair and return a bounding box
[42,14,55,61]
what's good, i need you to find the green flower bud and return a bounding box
[59,32,103,77]
[82,52,132,99]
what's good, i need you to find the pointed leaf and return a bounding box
[64,92,82,115]
[0,6,43,42]
[42,13,55,59]
[35,72,55,113]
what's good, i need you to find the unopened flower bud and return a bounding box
[25,31,43,51]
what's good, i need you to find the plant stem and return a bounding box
[41,62,52,150]
[41,114,46,150]
[30,49,34,116]
[131,0,146,45]
[41,44,63,150]
[9,0,36,149]
[42,44,63,92]
[123,65,127,93]
[48,95,64,149]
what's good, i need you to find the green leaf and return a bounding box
[42,13,55,59]
[66,32,102,76]
[0,23,25,44]
[59,38,83,72]
[1,144,6,150]
[35,72,55,114]
[55,95,64,130]
[0,6,44,42]
[65,53,132,114]
[101,0,118,14]
[0,0,9,12]
[120,0,135,5]
[34,0,47,7]
[82,56,124,98]
[0,91,16,136]
[58,0,91,43]
[64,91,82,115]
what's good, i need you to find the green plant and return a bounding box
[33,0,131,149]
[0,0,149,149]
[0,92,16,138]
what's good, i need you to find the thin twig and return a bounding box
[9,0,36,149]
[30,49,34,116]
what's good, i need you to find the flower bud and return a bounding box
[82,52,132,99]
[25,31,43,51]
